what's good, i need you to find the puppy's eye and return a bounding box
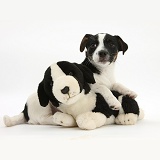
[90,43,97,48]
[69,72,73,76]
[108,43,115,48]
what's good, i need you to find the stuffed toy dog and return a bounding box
[3,61,144,130]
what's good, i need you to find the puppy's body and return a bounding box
[80,33,137,105]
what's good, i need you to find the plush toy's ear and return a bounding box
[74,63,95,94]
[37,80,49,107]
[80,34,93,52]
[114,36,128,55]
[74,63,96,84]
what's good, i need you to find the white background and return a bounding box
[0,0,160,160]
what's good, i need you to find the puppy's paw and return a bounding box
[125,90,137,99]
[115,113,138,125]
[108,98,122,110]
[53,112,77,127]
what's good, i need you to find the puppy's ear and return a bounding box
[114,36,128,55]
[80,34,93,52]
[74,63,95,84]
[37,80,49,107]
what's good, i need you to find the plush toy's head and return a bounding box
[38,61,95,107]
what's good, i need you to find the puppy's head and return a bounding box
[38,61,95,107]
[80,33,128,67]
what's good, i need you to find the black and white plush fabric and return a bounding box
[3,61,144,130]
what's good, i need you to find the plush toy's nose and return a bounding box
[61,86,70,94]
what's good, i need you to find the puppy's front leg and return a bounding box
[53,112,77,127]
[91,84,121,110]
[112,83,137,98]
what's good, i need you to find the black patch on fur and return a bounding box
[74,63,95,84]
[57,61,96,94]
[57,61,84,92]
[112,90,139,115]
[81,33,128,66]
[82,58,100,74]
[111,90,122,98]
[85,34,99,56]
[92,93,119,118]
[38,80,50,107]
[74,63,96,94]
[22,103,29,121]
[38,67,60,107]
[122,96,140,115]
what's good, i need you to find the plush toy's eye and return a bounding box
[69,72,73,76]
[50,81,53,86]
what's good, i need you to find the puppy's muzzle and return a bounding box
[98,50,110,62]
[98,51,107,58]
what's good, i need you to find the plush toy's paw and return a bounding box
[53,112,77,127]
[124,90,137,99]
[138,108,145,120]
[76,115,96,130]
[28,120,39,125]
[3,115,13,127]
[108,97,122,110]
[76,112,106,130]
[115,113,138,125]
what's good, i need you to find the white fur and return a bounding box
[138,108,145,120]
[3,93,57,127]
[112,83,137,98]
[3,113,26,127]
[91,83,121,110]
[58,90,97,118]
[53,75,80,105]
[105,115,115,125]
[53,112,77,127]
[54,90,116,130]
[92,33,111,66]
[76,112,107,130]
[115,113,138,125]
[26,93,55,125]
[50,63,65,80]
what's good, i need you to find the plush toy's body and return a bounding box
[3,61,144,130]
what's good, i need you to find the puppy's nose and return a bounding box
[98,51,107,57]
[61,86,69,94]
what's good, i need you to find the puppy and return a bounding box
[79,33,144,123]
[3,61,143,129]
[80,33,137,107]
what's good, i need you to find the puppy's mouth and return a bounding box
[99,57,109,63]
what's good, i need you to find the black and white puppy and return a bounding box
[3,61,143,129]
[80,33,137,107]
[80,33,144,123]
